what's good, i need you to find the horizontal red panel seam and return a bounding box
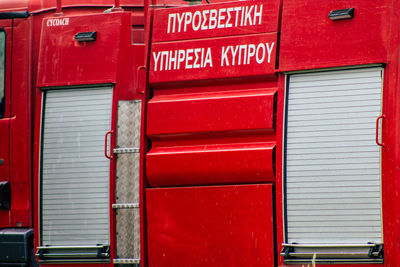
[148,142,276,154]
[149,92,276,103]
[150,88,277,101]
[151,31,278,45]
[151,31,279,44]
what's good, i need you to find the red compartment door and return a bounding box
[147,184,275,267]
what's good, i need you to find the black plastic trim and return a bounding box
[0,11,29,20]
[0,181,10,210]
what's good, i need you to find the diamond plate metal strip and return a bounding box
[115,100,141,260]
[116,153,140,204]
[115,209,141,259]
[116,100,142,148]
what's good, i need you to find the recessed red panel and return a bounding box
[37,12,130,87]
[146,142,275,187]
[146,184,275,267]
[279,0,389,71]
[152,0,280,42]
[147,89,276,136]
[149,33,277,84]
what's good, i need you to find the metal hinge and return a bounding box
[112,203,139,209]
[113,147,140,154]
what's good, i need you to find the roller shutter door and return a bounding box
[41,86,113,246]
[284,68,383,260]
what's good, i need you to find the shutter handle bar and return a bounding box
[105,130,114,159]
[376,115,385,147]
[136,65,146,94]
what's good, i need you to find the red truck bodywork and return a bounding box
[143,0,397,266]
[0,0,398,266]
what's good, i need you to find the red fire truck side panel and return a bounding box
[146,184,275,267]
[9,18,32,227]
[37,13,131,87]
[0,22,12,229]
[279,0,389,71]
[147,89,276,136]
[1,0,146,13]
[147,142,275,187]
[150,33,277,84]
[151,1,279,42]
[33,10,142,266]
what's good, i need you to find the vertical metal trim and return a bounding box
[39,91,47,245]
[379,68,384,243]
[282,74,290,243]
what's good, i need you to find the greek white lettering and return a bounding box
[153,52,161,71]
[193,11,201,31]
[184,12,193,32]
[168,14,176,33]
[201,10,209,30]
[209,9,217,29]
[266,42,274,63]
[221,46,229,66]
[256,43,266,63]
[176,13,185,32]
[217,8,226,29]
[254,5,263,25]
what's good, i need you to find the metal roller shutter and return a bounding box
[41,86,113,247]
[284,67,383,261]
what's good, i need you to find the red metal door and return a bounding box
[0,21,12,226]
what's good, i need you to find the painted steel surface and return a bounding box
[150,33,277,84]
[144,1,278,265]
[0,23,11,228]
[37,13,130,87]
[279,0,389,71]
[4,0,400,266]
[146,184,275,267]
[149,1,279,84]
[31,6,145,266]
[151,1,279,42]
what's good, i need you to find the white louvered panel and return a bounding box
[41,86,113,246]
[285,68,383,244]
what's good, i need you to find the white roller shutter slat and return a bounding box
[41,86,113,247]
[285,68,383,249]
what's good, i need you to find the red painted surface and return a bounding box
[37,13,128,87]
[150,33,277,84]
[147,142,275,186]
[9,18,32,228]
[146,184,275,267]
[279,0,389,71]
[33,9,144,266]
[147,89,276,136]
[0,18,33,229]
[0,22,12,229]
[0,0,194,13]
[4,0,400,266]
[151,1,279,42]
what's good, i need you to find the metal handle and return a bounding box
[104,130,113,160]
[376,115,385,147]
[136,65,146,94]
